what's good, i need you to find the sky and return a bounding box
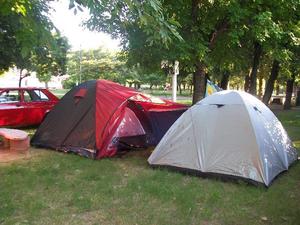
[49,1,120,51]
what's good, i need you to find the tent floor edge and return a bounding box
[149,164,267,188]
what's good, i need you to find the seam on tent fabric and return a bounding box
[96,81,138,140]
[61,103,94,148]
[97,94,137,154]
[93,85,97,152]
[243,103,267,185]
[267,110,297,163]
[259,111,289,170]
[189,107,202,171]
[252,112,276,185]
[99,96,130,139]
[196,103,244,106]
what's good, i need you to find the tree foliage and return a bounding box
[70,0,182,45]
[34,34,70,83]
[2,0,299,105]
[66,48,122,86]
[0,0,69,85]
[65,47,167,89]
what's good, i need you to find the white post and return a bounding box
[79,44,82,84]
[172,60,179,102]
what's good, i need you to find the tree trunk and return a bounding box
[262,60,280,105]
[296,88,300,106]
[258,76,263,98]
[192,62,206,104]
[244,74,250,92]
[190,0,228,103]
[275,83,280,95]
[249,42,262,95]
[190,0,206,104]
[220,71,230,90]
[283,73,295,110]
[18,69,23,87]
[178,82,182,95]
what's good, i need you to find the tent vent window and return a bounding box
[210,104,225,108]
[74,88,87,104]
[253,106,262,113]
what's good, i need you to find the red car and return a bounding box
[0,88,59,127]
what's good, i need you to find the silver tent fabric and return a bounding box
[148,91,298,186]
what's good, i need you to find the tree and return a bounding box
[66,48,126,86]
[70,0,182,45]
[34,34,70,87]
[262,60,280,104]
[261,4,300,104]
[283,44,300,109]
[140,72,167,89]
[74,0,300,105]
[160,0,231,104]
[0,0,69,86]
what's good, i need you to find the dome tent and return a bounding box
[31,80,187,159]
[148,90,298,186]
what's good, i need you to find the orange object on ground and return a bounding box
[0,128,29,151]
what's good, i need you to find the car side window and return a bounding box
[23,91,33,102]
[0,90,20,103]
[24,90,49,102]
[34,90,49,101]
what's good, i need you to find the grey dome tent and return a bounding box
[148,91,298,186]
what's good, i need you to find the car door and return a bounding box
[22,89,54,125]
[0,89,26,127]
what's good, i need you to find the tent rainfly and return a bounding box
[148,90,298,186]
[31,80,187,159]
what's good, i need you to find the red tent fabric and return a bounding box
[95,80,140,157]
[31,80,188,159]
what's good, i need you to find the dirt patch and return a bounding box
[123,148,153,159]
[0,150,30,163]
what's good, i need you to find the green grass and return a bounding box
[144,89,192,97]
[177,99,192,105]
[50,89,69,99]
[275,109,300,148]
[1,110,299,225]
[49,88,192,100]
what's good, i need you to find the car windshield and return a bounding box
[0,90,20,103]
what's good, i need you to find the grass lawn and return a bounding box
[50,89,69,99]
[0,109,299,225]
[144,89,192,97]
[49,88,192,100]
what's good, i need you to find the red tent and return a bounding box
[31,80,187,159]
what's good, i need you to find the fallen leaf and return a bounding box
[261,216,268,221]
